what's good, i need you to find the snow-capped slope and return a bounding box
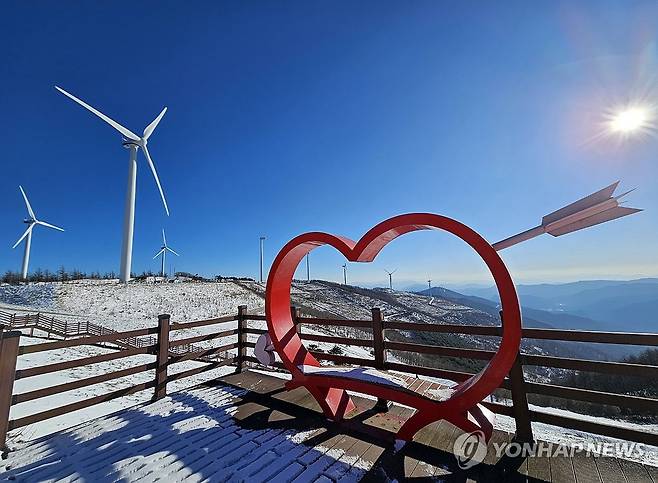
[0,280,263,330]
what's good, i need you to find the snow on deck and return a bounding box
[0,384,368,483]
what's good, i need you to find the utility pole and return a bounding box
[306,253,310,282]
[342,263,347,285]
[259,236,266,283]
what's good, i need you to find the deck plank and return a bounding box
[572,452,602,483]
[618,457,653,483]
[644,463,658,483]
[408,421,441,477]
[550,452,576,483]
[593,456,625,483]
[527,447,552,482]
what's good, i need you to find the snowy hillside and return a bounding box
[0,280,263,330]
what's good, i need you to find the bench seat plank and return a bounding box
[298,365,454,401]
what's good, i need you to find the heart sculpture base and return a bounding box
[266,213,522,443]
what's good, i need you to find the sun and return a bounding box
[603,102,656,141]
[609,106,651,133]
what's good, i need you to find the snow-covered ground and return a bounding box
[0,280,263,330]
[8,336,238,445]
[2,384,371,482]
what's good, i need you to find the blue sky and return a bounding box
[1,1,657,286]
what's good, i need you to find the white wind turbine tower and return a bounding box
[12,186,64,280]
[153,229,179,278]
[384,269,396,290]
[55,86,169,283]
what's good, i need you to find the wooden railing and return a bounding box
[0,306,249,450]
[1,305,657,451]
[0,310,157,349]
[241,308,658,447]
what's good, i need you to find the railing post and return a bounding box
[0,330,21,451]
[500,310,534,443]
[236,305,247,373]
[371,307,390,412]
[509,353,533,442]
[291,306,301,335]
[153,314,170,401]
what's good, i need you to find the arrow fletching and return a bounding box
[542,181,619,226]
[494,181,641,250]
[547,206,643,236]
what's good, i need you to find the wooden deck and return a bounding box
[2,369,657,482]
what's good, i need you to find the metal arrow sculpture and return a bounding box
[492,181,641,251]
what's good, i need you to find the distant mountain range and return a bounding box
[453,278,658,333]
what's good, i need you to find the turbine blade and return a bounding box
[143,107,167,140]
[166,247,180,256]
[12,224,34,249]
[55,86,141,141]
[153,248,165,259]
[162,229,167,246]
[547,206,642,236]
[36,220,65,232]
[142,144,170,216]
[542,181,619,226]
[19,186,35,219]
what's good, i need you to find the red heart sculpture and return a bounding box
[265,213,522,437]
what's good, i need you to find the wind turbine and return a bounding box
[342,263,348,285]
[384,269,397,290]
[12,186,64,280]
[153,229,179,278]
[55,86,169,283]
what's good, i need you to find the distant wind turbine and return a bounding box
[12,186,64,280]
[153,229,179,278]
[55,86,169,283]
[385,269,397,290]
[342,263,348,285]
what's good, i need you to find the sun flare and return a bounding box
[603,102,656,141]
